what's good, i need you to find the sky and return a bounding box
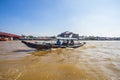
[0,0,120,37]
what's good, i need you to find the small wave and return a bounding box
[80,46,96,50]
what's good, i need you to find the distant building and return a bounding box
[57,31,79,38]
[0,32,22,41]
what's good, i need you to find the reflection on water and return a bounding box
[0,41,120,80]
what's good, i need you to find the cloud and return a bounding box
[63,0,120,37]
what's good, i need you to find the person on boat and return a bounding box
[67,40,69,45]
[56,39,61,45]
[70,40,74,45]
[62,40,67,46]
[62,40,69,46]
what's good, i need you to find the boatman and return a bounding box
[56,39,61,45]
[70,40,74,45]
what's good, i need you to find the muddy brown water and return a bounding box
[0,41,120,80]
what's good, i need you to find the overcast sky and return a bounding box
[0,0,120,37]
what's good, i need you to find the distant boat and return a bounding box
[21,37,86,50]
[0,38,9,41]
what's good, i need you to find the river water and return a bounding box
[0,41,120,80]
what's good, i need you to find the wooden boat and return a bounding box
[21,40,52,50]
[0,38,9,41]
[21,37,86,50]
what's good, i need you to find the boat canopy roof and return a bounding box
[56,37,78,40]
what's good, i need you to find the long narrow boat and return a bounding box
[21,40,52,50]
[21,38,86,50]
[0,38,9,41]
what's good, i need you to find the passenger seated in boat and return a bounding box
[62,40,67,45]
[62,40,69,46]
[67,40,69,45]
[70,40,74,45]
[56,39,61,45]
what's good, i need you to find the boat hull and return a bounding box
[21,41,52,50]
[21,41,86,50]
